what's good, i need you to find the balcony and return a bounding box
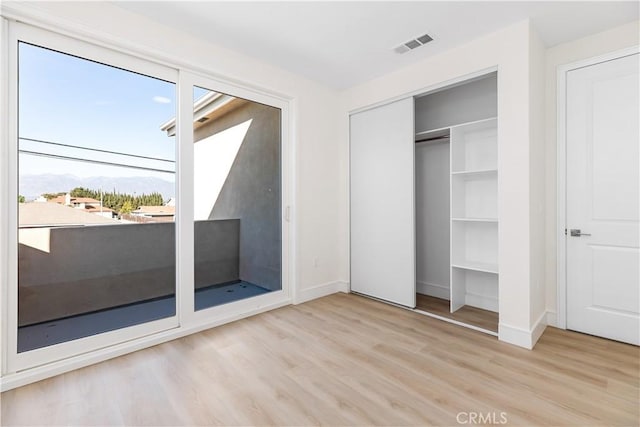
[18,219,274,352]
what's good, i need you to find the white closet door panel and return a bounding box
[350,98,416,308]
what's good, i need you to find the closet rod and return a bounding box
[415,135,450,144]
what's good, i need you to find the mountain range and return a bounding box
[19,174,175,201]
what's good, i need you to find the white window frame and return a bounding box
[0,20,293,390]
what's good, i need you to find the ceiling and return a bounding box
[114,1,639,89]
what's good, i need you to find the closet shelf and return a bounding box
[449,116,498,131]
[452,261,499,274]
[451,168,498,177]
[451,217,498,223]
[415,126,451,138]
[415,128,450,142]
[416,116,498,137]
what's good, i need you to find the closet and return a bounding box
[350,71,499,334]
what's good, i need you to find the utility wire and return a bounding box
[18,150,176,174]
[19,137,175,163]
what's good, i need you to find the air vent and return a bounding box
[417,34,433,44]
[394,33,434,54]
[405,39,421,50]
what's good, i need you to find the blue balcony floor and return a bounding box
[18,280,271,353]
[195,280,271,311]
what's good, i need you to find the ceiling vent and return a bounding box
[394,33,433,54]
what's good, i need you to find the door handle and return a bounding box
[570,229,591,237]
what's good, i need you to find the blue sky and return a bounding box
[18,42,177,182]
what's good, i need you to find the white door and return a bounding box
[566,52,639,345]
[350,98,416,308]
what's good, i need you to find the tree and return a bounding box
[18,195,25,203]
[41,192,65,200]
[120,200,134,215]
[68,186,165,212]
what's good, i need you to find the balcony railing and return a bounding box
[18,219,240,327]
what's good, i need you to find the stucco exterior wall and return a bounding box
[194,101,282,291]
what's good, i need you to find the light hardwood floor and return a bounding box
[1,293,638,426]
[416,293,499,333]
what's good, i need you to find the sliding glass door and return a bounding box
[17,42,178,353]
[176,72,289,325]
[7,24,180,370]
[4,22,289,373]
[189,85,282,311]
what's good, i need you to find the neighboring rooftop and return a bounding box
[19,203,120,227]
[132,206,175,216]
[83,205,114,214]
[49,195,101,205]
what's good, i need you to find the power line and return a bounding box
[18,150,176,174]
[19,137,175,163]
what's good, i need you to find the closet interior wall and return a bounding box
[415,137,450,299]
[414,73,497,131]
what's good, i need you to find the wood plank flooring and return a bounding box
[416,293,499,333]
[1,293,638,426]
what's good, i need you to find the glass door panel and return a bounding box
[17,41,177,353]
[188,86,282,310]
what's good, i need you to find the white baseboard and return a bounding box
[294,280,349,304]
[498,323,533,349]
[546,310,558,328]
[531,311,547,345]
[498,311,547,350]
[416,281,449,300]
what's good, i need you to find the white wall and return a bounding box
[528,24,547,341]
[0,16,7,376]
[544,20,640,326]
[0,1,344,302]
[339,20,545,348]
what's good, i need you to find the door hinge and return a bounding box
[285,205,291,222]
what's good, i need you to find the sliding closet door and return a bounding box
[350,98,415,307]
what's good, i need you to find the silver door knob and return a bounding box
[570,229,591,237]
